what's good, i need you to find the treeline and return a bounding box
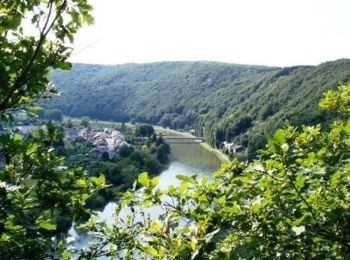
[36,108,63,121]
[45,60,350,158]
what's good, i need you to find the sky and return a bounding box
[69,0,350,67]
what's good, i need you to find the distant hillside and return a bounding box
[46,59,350,157]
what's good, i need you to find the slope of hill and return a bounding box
[46,59,350,157]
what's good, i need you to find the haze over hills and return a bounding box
[46,59,350,157]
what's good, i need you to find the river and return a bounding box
[70,139,222,249]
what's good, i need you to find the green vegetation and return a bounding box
[78,85,350,259]
[135,124,156,137]
[0,1,105,258]
[1,0,350,259]
[46,60,350,158]
[58,126,171,209]
[36,108,63,122]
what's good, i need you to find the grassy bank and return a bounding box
[63,116,229,162]
[154,126,229,162]
[199,142,229,162]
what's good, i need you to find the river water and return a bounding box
[70,139,221,248]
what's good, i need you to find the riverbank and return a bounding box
[153,126,229,162]
[62,116,229,163]
[198,142,229,162]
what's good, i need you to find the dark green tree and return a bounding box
[66,118,73,128]
[45,109,63,121]
[101,151,110,161]
[80,116,90,127]
[119,144,132,158]
[135,124,155,137]
[120,122,127,133]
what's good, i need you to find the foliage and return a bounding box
[0,0,104,258]
[36,108,63,121]
[0,0,93,121]
[135,124,155,137]
[46,60,350,157]
[0,122,104,258]
[78,85,350,259]
[80,116,90,127]
[62,132,171,209]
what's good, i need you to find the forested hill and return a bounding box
[47,59,350,157]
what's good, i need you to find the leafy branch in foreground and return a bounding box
[80,85,350,259]
[0,0,93,120]
[0,122,105,258]
[0,1,106,258]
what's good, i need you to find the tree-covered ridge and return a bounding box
[47,59,350,157]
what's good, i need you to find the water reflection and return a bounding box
[70,140,221,250]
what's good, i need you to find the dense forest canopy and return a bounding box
[46,59,350,156]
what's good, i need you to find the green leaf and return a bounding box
[62,250,72,260]
[91,175,105,187]
[274,129,286,145]
[295,173,306,190]
[213,169,225,178]
[176,175,195,184]
[38,222,57,231]
[150,176,159,187]
[178,182,189,194]
[13,133,22,142]
[138,172,149,186]
[293,212,313,225]
[267,139,278,153]
[143,244,159,257]
[26,105,43,111]
[53,61,72,70]
[4,14,22,30]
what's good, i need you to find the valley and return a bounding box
[2,1,350,258]
[45,59,350,158]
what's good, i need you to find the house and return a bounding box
[73,126,128,159]
[231,145,245,154]
[94,138,108,147]
[223,141,245,154]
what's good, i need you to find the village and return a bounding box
[0,124,128,163]
[64,126,128,160]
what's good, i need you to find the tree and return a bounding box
[135,124,155,137]
[80,116,90,127]
[101,151,110,161]
[79,85,350,259]
[120,122,127,133]
[66,118,73,128]
[0,1,105,258]
[45,108,63,121]
[0,0,94,120]
[119,144,132,158]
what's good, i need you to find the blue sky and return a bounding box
[69,0,350,67]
